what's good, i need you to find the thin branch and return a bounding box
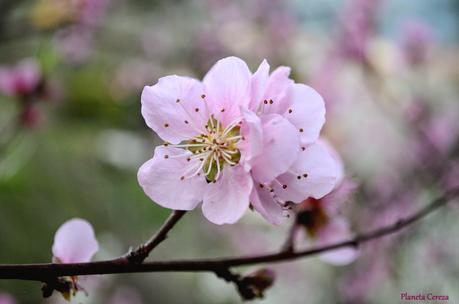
[280,220,297,253]
[125,210,187,263]
[0,187,457,282]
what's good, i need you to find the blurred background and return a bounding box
[1,0,459,303]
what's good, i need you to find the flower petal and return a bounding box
[239,108,263,171]
[320,139,344,185]
[250,186,284,225]
[251,114,300,183]
[273,140,340,202]
[138,146,207,210]
[283,83,325,145]
[203,56,251,126]
[261,66,294,115]
[249,59,270,111]
[141,75,206,144]
[318,218,359,265]
[52,218,99,264]
[202,166,252,224]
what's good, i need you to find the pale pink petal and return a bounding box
[282,83,325,145]
[0,59,40,96]
[202,166,252,224]
[141,75,206,144]
[260,66,293,115]
[52,218,99,264]
[273,141,340,202]
[203,56,251,125]
[250,186,284,225]
[249,59,270,111]
[239,108,263,171]
[138,146,207,210]
[317,217,359,265]
[251,114,300,183]
[320,139,344,185]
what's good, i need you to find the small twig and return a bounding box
[281,220,297,253]
[125,210,187,263]
[0,187,457,282]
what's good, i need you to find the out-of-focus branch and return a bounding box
[124,210,187,264]
[0,187,457,283]
[280,220,297,253]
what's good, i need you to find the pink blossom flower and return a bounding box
[423,113,459,154]
[401,20,433,66]
[78,0,110,27]
[51,218,99,300]
[52,218,99,264]
[294,141,359,265]
[0,293,16,304]
[54,27,93,63]
[0,59,41,98]
[337,0,382,61]
[138,57,341,225]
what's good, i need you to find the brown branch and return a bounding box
[125,210,187,263]
[0,187,457,283]
[280,220,297,253]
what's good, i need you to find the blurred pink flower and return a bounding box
[406,99,459,162]
[55,27,93,63]
[78,0,110,27]
[311,53,342,112]
[0,293,16,304]
[424,113,459,154]
[339,199,412,301]
[295,142,359,265]
[0,59,41,98]
[401,20,433,66]
[0,58,50,128]
[46,0,109,63]
[338,0,382,61]
[52,218,99,264]
[339,252,389,302]
[138,57,341,225]
[444,160,459,190]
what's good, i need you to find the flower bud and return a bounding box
[238,268,275,300]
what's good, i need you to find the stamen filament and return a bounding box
[214,153,221,181]
[184,156,208,178]
[221,153,237,165]
[171,143,209,148]
[225,135,242,141]
[205,156,214,175]
[221,117,242,137]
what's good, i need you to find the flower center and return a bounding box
[171,115,242,182]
